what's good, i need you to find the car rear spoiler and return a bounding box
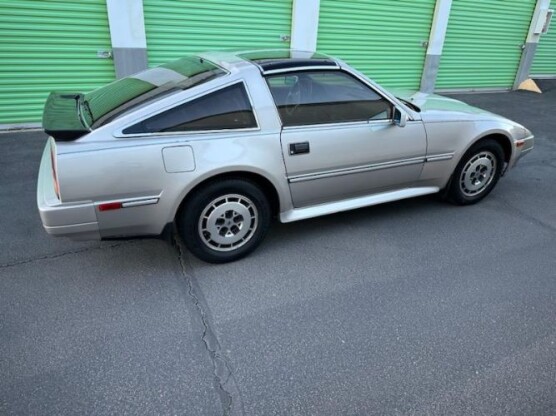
[42,92,91,141]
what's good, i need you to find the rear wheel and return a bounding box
[178,179,271,263]
[447,139,504,205]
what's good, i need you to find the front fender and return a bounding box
[420,120,517,188]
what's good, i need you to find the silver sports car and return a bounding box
[37,50,534,263]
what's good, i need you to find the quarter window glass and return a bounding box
[123,83,256,134]
[266,71,393,126]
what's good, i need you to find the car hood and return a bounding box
[390,89,517,124]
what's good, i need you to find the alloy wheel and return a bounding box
[459,151,497,196]
[198,194,258,251]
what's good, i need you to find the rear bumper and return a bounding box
[43,222,100,240]
[36,139,100,240]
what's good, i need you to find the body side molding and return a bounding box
[288,156,426,183]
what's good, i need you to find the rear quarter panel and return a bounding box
[57,131,289,238]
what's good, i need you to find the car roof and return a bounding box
[198,49,340,74]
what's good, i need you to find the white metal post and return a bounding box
[514,0,552,88]
[420,0,453,93]
[290,0,320,52]
[106,0,148,78]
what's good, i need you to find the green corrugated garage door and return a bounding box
[530,25,556,77]
[0,0,115,125]
[436,0,536,90]
[317,0,436,90]
[143,0,293,67]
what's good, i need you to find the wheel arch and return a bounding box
[174,170,282,222]
[441,130,513,196]
[467,131,513,164]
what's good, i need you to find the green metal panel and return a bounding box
[317,0,436,89]
[531,24,556,76]
[0,0,115,125]
[436,0,536,90]
[143,0,293,67]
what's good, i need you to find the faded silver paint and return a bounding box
[288,156,427,183]
[162,146,195,173]
[37,50,534,243]
[280,187,440,223]
[280,119,426,207]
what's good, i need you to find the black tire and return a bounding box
[447,139,504,205]
[178,179,271,263]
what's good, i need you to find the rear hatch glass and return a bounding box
[43,56,226,141]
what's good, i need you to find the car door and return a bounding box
[266,70,427,208]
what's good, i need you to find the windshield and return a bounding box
[83,56,226,127]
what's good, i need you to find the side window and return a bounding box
[123,83,257,134]
[266,71,393,127]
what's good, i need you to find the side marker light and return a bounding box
[98,202,123,211]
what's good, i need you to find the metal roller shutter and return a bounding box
[317,0,436,90]
[0,0,115,125]
[531,25,556,77]
[143,0,293,67]
[436,0,536,90]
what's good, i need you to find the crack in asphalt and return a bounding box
[171,232,244,416]
[0,241,133,269]
[495,195,556,234]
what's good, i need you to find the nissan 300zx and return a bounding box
[37,50,534,263]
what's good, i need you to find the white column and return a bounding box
[106,0,148,78]
[290,0,320,52]
[420,0,453,93]
[514,0,552,88]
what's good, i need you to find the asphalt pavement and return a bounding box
[1,83,555,415]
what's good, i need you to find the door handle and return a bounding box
[289,142,310,155]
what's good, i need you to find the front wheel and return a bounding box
[447,139,504,205]
[178,179,271,263]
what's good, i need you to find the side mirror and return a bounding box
[393,107,408,128]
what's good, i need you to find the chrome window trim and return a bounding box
[281,119,398,132]
[288,156,426,183]
[263,64,340,75]
[115,126,262,139]
[115,79,260,138]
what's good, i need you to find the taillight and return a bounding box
[50,146,61,200]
